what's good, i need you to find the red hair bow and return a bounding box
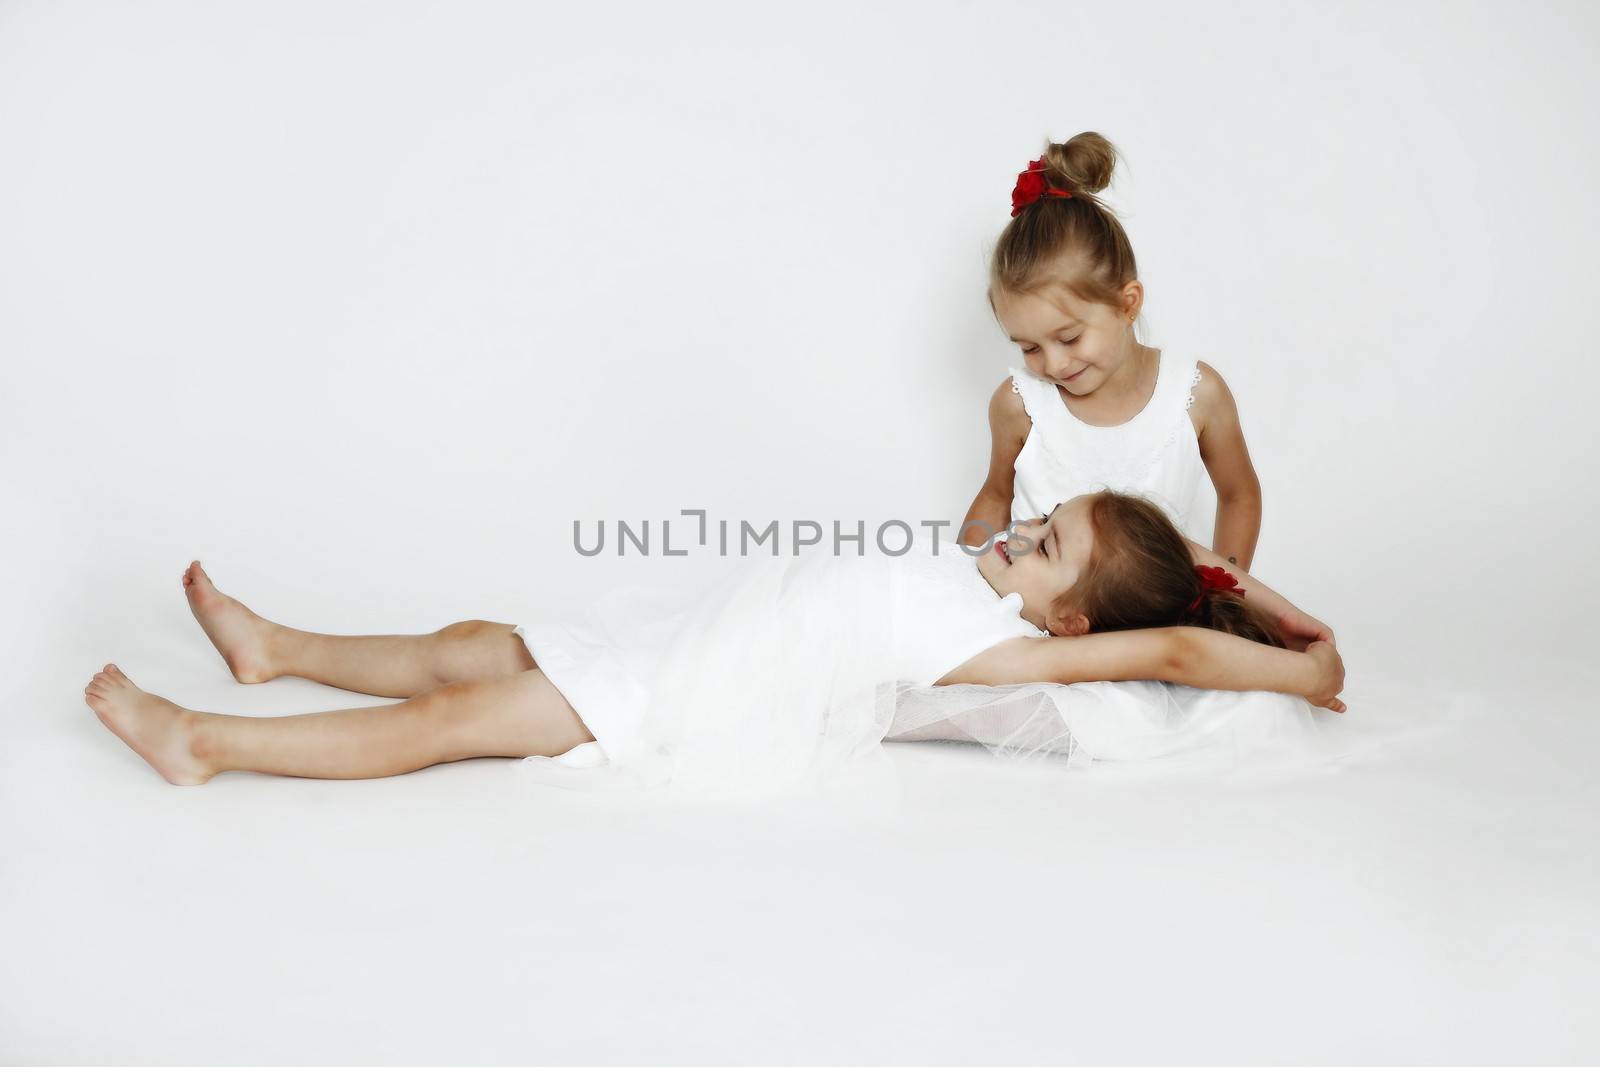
[1188,565,1245,613]
[1011,157,1074,217]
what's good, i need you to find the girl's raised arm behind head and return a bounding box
[937,628,1342,711]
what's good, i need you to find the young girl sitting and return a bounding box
[83,491,1344,793]
[963,130,1278,573]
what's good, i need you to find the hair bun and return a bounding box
[1039,132,1119,197]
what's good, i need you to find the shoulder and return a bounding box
[987,372,1031,433]
[1187,359,1241,431]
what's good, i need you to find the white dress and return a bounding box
[889,349,1320,767]
[512,533,1048,797]
[1009,348,1213,539]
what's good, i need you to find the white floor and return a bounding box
[5,648,1596,1065]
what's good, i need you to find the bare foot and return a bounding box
[182,561,279,684]
[83,664,215,785]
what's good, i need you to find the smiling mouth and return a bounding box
[1060,366,1087,383]
[996,540,1011,565]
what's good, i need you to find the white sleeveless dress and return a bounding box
[1009,348,1213,540]
[511,533,1047,797]
[887,350,1321,768]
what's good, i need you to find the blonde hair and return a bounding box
[988,132,1142,328]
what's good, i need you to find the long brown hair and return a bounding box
[989,131,1141,326]
[1056,491,1285,647]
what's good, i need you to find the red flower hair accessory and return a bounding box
[1011,157,1074,217]
[1188,565,1245,614]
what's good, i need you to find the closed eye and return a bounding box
[1021,336,1081,354]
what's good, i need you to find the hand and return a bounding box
[1277,606,1336,652]
[1303,640,1346,713]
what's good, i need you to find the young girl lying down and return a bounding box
[83,491,1344,789]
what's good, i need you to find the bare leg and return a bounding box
[181,561,533,698]
[83,663,595,785]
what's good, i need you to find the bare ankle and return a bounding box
[250,624,296,684]
[185,712,227,778]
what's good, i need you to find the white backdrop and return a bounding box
[6,0,1597,686]
[4,2,1597,1063]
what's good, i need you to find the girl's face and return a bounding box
[974,493,1099,636]
[992,284,1140,398]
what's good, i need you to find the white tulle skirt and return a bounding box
[511,549,1331,801]
[515,549,904,801]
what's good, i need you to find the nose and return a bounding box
[1042,347,1074,379]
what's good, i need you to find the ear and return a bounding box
[1048,610,1091,637]
[1120,279,1144,322]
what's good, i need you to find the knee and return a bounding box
[435,619,498,642]
[413,680,493,751]
[414,679,473,717]
[417,676,551,760]
[429,619,532,685]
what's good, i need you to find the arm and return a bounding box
[1192,361,1262,570]
[1185,537,1337,650]
[939,628,1346,711]
[959,378,1031,548]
